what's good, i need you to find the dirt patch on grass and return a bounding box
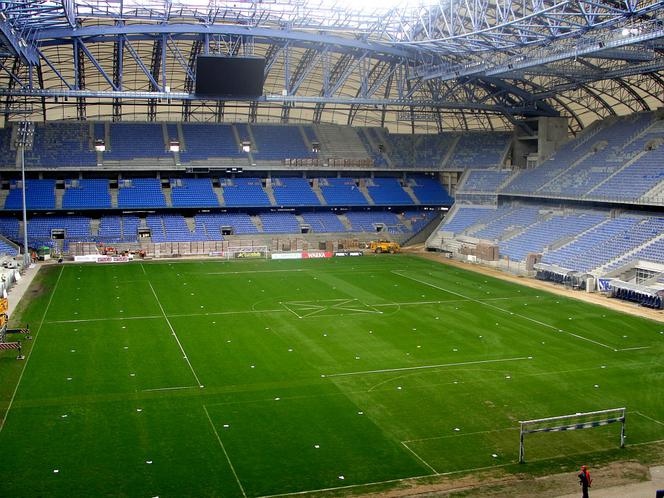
[359,460,652,498]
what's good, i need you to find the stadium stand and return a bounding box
[251,125,315,160]
[402,210,436,232]
[447,132,511,169]
[0,239,18,256]
[62,179,112,209]
[346,211,406,233]
[459,169,512,193]
[469,206,541,241]
[180,124,243,161]
[195,213,259,236]
[272,178,321,206]
[605,235,664,270]
[147,214,207,242]
[0,218,20,240]
[300,212,347,232]
[498,212,606,262]
[222,178,272,207]
[366,178,413,205]
[117,178,167,208]
[408,176,454,204]
[5,180,56,210]
[170,178,219,208]
[319,178,369,206]
[259,212,302,233]
[541,216,664,273]
[27,216,91,242]
[438,205,497,235]
[25,122,96,168]
[98,216,140,243]
[105,123,169,160]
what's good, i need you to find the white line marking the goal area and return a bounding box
[324,356,532,379]
[280,298,383,319]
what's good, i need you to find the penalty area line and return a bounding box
[324,356,531,378]
[401,441,439,474]
[142,385,201,393]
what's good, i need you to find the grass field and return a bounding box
[0,255,662,497]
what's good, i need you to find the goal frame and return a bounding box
[518,407,626,463]
[224,246,270,260]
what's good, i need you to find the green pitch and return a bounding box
[0,255,662,497]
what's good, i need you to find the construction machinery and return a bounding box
[368,240,400,254]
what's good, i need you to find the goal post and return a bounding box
[518,407,626,463]
[224,246,270,260]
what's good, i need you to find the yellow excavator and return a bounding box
[368,240,400,254]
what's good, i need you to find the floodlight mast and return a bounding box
[15,121,34,268]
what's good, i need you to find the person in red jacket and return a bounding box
[578,465,592,498]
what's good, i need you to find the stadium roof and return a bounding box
[0,0,662,131]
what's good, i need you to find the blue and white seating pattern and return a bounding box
[409,176,454,205]
[272,178,320,206]
[195,213,259,236]
[259,212,302,233]
[170,178,219,208]
[25,122,96,168]
[5,180,56,210]
[105,124,169,160]
[346,211,406,233]
[118,179,167,209]
[319,178,368,206]
[62,179,112,209]
[223,178,272,207]
[180,125,243,161]
[251,125,315,160]
[499,213,606,262]
[460,170,512,193]
[366,178,412,205]
[300,212,347,232]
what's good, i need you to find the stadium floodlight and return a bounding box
[14,121,34,268]
[518,407,626,464]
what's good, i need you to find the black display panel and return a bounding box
[195,56,265,98]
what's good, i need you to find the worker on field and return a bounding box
[578,465,592,498]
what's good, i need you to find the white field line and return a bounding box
[0,265,63,433]
[616,346,651,352]
[46,308,287,324]
[143,265,203,388]
[141,264,147,275]
[169,309,285,319]
[634,411,664,426]
[47,315,163,324]
[324,356,530,379]
[371,296,518,307]
[206,269,305,275]
[255,462,515,498]
[142,385,201,393]
[404,426,517,444]
[203,405,247,498]
[392,271,617,351]
[400,441,439,474]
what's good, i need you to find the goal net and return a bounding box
[224,246,270,260]
[518,407,626,463]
